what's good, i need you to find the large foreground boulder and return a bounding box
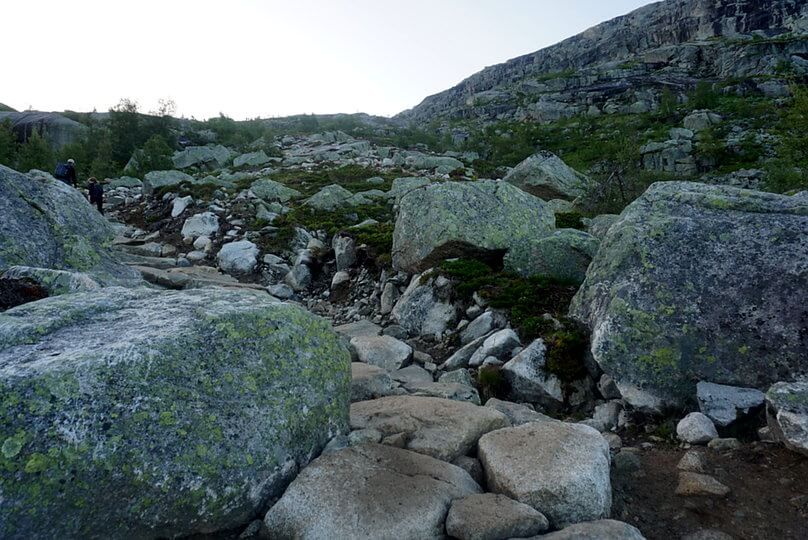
[571,183,808,408]
[0,287,351,539]
[0,165,140,285]
[478,421,611,528]
[503,151,592,201]
[392,180,555,274]
[264,444,481,539]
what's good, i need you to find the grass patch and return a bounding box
[268,165,401,197]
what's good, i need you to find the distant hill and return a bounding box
[0,103,17,112]
[397,0,808,125]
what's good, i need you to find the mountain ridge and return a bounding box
[397,0,808,124]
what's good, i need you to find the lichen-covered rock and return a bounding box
[570,182,808,408]
[249,178,301,203]
[766,380,808,456]
[503,151,592,201]
[264,444,481,539]
[697,381,765,427]
[0,165,140,286]
[234,150,271,168]
[304,184,355,210]
[172,145,233,170]
[502,339,564,408]
[142,170,195,195]
[392,180,555,274]
[0,287,351,539]
[2,266,100,296]
[505,228,599,283]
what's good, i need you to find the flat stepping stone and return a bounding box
[350,395,510,462]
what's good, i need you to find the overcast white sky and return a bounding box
[3,0,656,120]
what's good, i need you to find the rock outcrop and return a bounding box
[397,0,808,125]
[0,111,87,149]
[0,287,350,539]
[0,165,140,285]
[504,151,592,200]
[571,182,808,408]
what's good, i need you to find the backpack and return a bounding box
[54,162,70,179]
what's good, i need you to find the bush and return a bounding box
[16,128,54,173]
[135,135,174,175]
[0,119,18,167]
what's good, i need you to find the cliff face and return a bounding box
[397,0,808,125]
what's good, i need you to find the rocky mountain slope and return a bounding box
[397,0,808,125]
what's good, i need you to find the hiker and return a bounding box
[54,159,77,187]
[87,177,104,214]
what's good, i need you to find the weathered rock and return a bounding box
[335,319,382,339]
[570,182,808,408]
[284,264,312,291]
[478,421,611,527]
[766,380,808,456]
[585,214,620,239]
[677,413,719,444]
[391,271,460,339]
[171,195,193,218]
[505,228,599,283]
[142,170,195,195]
[249,179,301,203]
[442,334,491,370]
[2,266,100,296]
[234,150,271,168]
[391,365,433,387]
[392,180,554,275]
[350,335,413,372]
[305,184,355,211]
[484,398,552,426]
[172,145,232,170]
[107,176,143,189]
[380,282,399,315]
[264,444,480,539]
[0,166,140,285]
[678,450,708,473]
[333,235,356,271]
[696,381,765,427]
[461,310,507,345]
[469,329,521,368]
[181,212,220,239]
[350,396,510,462]
[408,382,481,405]
[351,363,400,402]
[446,493,549,540]
[0,287,350,539]
[503,151,592,200]
[386,176,431,203]
[440,368,475,387]
[534,520,646,540]
[502,339,564,407]
[217,240,259,274]
[676,472,730,497]
[683,110,723,132]
[0,111,87,149]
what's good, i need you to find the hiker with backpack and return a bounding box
[54,159,77,187]
[87,177,104,214]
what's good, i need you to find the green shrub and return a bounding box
[544,330,589,383]
[16,128,53,173]
[477,366,509,402]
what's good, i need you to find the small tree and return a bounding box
[108,98,143,168]
[658,87,678,118]
[0,119,18,167]
[690,81,719,110]
[16,128,54,173]
[137,134,174,174]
